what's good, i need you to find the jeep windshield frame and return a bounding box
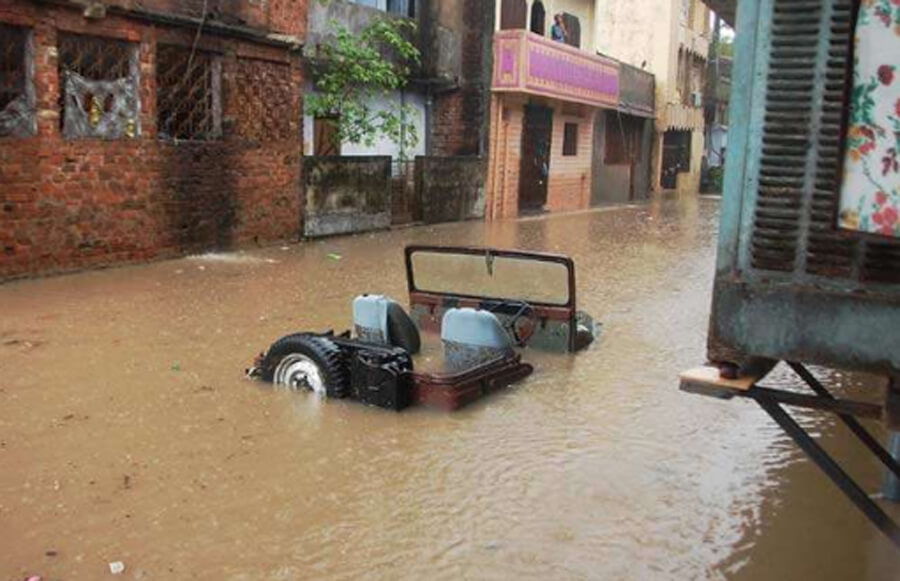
[404,245,576,309]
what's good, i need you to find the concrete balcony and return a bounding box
[492,30,619,108]
[678,25,709,59]
[664,102,705,131]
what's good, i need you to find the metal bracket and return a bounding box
[680,362,900,549]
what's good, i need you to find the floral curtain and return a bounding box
[838,0,900,238]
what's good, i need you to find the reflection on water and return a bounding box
[0,196,896,580]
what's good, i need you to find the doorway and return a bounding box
[530,1,546,35]
[661,130,691,190]
[519,104,554,213]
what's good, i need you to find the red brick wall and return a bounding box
[0,0,304,279]
[430,0,490,156]
[94,0,306,38]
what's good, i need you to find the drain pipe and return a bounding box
[424,89,434,156]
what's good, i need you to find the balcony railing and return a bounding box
[492,30,619,109]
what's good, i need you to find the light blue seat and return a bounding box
[441,308,514,372]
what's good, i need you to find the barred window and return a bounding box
[0,23,35,137]
[58,33,140,139]
[157,45,221,141]
[234,58,294,142]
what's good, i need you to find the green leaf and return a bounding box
[309,16,421,150]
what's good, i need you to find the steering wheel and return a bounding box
[491,300,538,347]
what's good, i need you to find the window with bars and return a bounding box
[58,33,140,139]
[234,58,294,142]
[157,45,221,141]
[0,23,35,137]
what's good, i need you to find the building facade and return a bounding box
[301,0,495,233]
[0,0,306,280]
[595,0,710,192]
[303,0,493,160]
[485,0,656,219]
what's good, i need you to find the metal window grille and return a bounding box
[0,23,34,137]
[59,33,133,80]
[57,33,140,139]
[235,58,293,142]
[0,24,26,110]
[157,45,221,141]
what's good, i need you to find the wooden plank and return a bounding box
[679,365,761,398]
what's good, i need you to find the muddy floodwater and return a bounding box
[1,196,897,579]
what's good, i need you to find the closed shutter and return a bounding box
[749,0,900,284]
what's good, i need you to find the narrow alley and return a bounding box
[1,198,895,579]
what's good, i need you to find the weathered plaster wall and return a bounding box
[0,0,304,280]
[594,0,678,112]
[429,0,494,157]
[416,156,485,223]
[302,156,392,237]
[302,88,426,159]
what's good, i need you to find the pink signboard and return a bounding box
[492,30,619,108]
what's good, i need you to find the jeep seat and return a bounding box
[441,308,514,372]
[352,295,421,355]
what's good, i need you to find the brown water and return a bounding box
[1,196,897,580]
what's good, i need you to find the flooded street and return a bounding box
[1,196,896,579]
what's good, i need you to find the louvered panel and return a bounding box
[862,242,900,284]
[750,0,821,272]
[805,0,853,275]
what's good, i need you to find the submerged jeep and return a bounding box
[248,246,597,411]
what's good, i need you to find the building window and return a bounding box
[234,58,295,142]
[314,117,340,156]
[500,0,527,30]
[562,13,581,48]
[58,33,140,139]
[563,123,578,156]
[157,45,222,141]
[386,0,415,18]
[0,23,35,137]
[530,1,546,35]
[351,0,415,17]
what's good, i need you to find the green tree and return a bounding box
[306,16,421,158]
[718,35,734,58]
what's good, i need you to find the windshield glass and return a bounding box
[409,249,571,306]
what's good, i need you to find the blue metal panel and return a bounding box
[708,0,900,375]
[716,0,769,276]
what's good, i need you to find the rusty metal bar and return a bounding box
[788,361,900,480]
[746,385,882,419]
[755,394,900,549]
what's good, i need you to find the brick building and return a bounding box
[0,0,305,280]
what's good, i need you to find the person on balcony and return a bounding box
[551,13,568,43]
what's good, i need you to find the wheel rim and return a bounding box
[272,354,327,396]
